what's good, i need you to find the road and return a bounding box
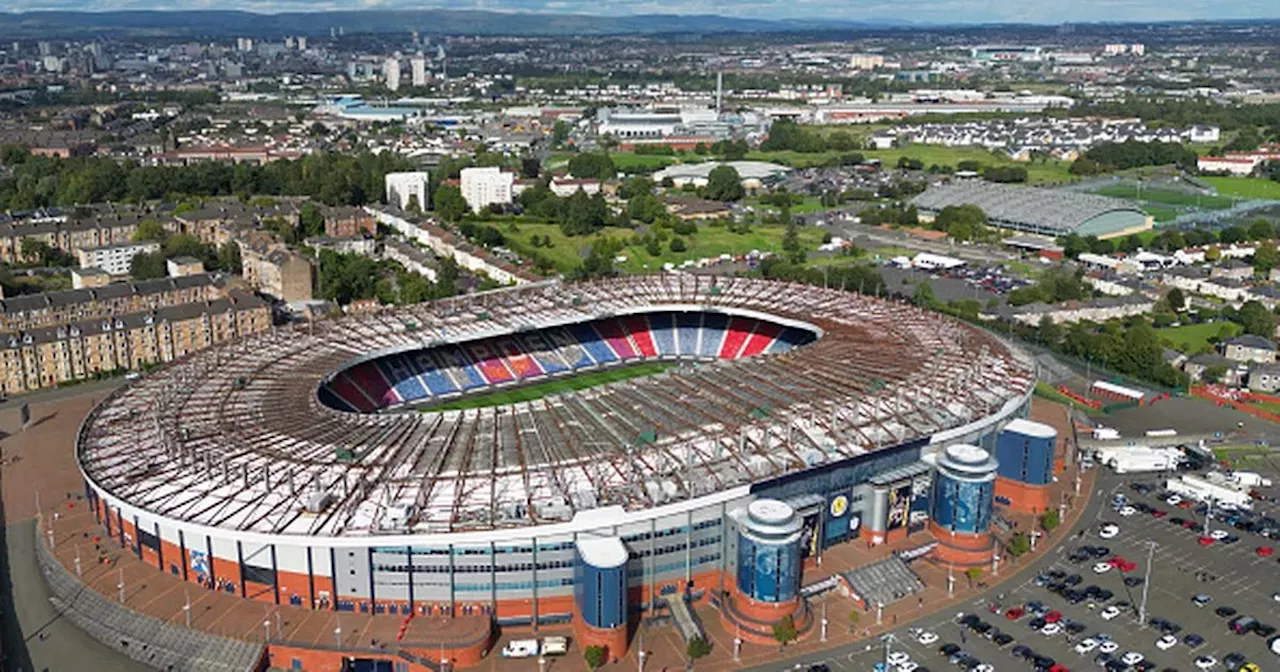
[749,467,1280,671]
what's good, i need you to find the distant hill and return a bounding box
[0,10,909,39]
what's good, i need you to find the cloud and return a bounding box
[13,0,1280,22]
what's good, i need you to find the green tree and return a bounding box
[433,184,468,222]
[583,645,607,669]
[1040,509,1061,532]
[216,241,242,274]
[551,120,571,146]
[1248,218,1276,241]
[686,636,711,660]
[132,219,169,242]
[965,567,982,588]
[299,202,326,238]
[1238,300,1275,336]
[567,152,616,180]
[669,236,687,252]
[772,615,799,646]
[1008,532,1031,557]
[913,281,936,309]
[706,165,745,202]
[129,251,167,280]
[1165,287,1186,313]
[1254,244,1279,273]
[1036,315,1062,346]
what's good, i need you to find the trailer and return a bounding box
[1094,446,1183,474]
[1165,474,1253,510]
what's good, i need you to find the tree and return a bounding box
[520,157,541,179]
[433,184,468,222]
[686,636,711,660]
[913,281,936,309]
[669,236,687,252]
[706,165,745,201]
[1008,532,1031,557]
[567,152,616,180]
[1036,315,1062,346]
[130,251,167,280]
[583,645,607,669]
[212,241,241,274]
[1248,218,1276,241]
[1040,509,1061,532]
[1255,244,1279,274]
[964,567,982,588]
[551,120,571,146]
[1166,287,1186,313]
[299,202,326,238]
[935,204,987,241]
[1238,300,1275,337]
[132,219,168,242]
[772,615,799,646]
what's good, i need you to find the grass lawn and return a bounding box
[1155,321,1242,352]
[497,220,636,272]
[498,220,827,274]
[1202,176,1280,200]
[1246,399,1280,416]
[1095,184,1237,210]
[425,362,678,411]
[1143,205,1180,223]
[611,153,684,171]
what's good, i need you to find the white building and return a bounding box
[1103,44,1128,55]
[1197,156,1260,176]
[75,241,161,276]
[384,57,401,92]
[549,177,602,198]
[385,172,430,211]
[410,55,428,87]
[848,54,885,70]
[460,167,515,213]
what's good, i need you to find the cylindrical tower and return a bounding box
[573,537,629,658]
[994,418,1057,513]
[720,498,810,644]
[736,499,803,603]
[927,444,998,568]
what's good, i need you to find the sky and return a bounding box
[11,0,1280,23]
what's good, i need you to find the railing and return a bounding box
[34,522,265,672]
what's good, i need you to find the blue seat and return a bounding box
[698,313,729,357]
[675,313,701,356]
[647,313,676,355]
[378,355,427,403]
[566,323,618,364]
[407,351,459,396]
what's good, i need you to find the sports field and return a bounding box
[1095,184,1237,209]
[743,146,1075,184]
[1202,176,1280,200]
[425,362,680,410]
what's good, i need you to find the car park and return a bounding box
[1216,606,1238,618]
[1185,633,1205,648]
[1100,606,1122,620]
[1121,651,1145,666]
[1194,655,1217,669]
[917,631,939,645]
[1156,634,1177,650]
[1099,524,1120,539]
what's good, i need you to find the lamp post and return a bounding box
[734,626,742,662]
[876,602,884,626]
[74,546,81,577]
[947,568,955,597]
[263,619,271,641]
[334,625,342,648]
[1138,541,1157,627]
[637,631,646,672]
[821,601,828,642]
[117,567,125,604]
[183,589,191,627]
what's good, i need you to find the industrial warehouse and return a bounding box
[74,275,1058,669]
[912,181,1155,239]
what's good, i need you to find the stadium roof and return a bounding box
[911,182,1152,239]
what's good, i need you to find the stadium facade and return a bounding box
[76,275,1044,664]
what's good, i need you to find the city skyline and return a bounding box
[10,0,1280,25]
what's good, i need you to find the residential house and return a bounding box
[1183,352,1242,386]
[1248,363,1280,393]
[1210,259,1254,281]
[1223,334,1277,364]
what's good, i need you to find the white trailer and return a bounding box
[1165,474,1253,510]
[1229,471,1273,488]
[1095,446,1183,474]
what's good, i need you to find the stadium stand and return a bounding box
[324,313,811,409]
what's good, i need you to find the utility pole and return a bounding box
[1138,541,1157,626]
[117,567,125,604]
[882,633,897,668]
[1203,498,1213,536]
[821,600,828,642]
[183,589,191,627]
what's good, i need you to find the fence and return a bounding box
[34,522,265,672]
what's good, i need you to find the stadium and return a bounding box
[75,274,1038,665]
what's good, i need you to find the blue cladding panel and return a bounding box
[574,555,627,629]
[735,532,801,603]
[996,429,1055,486]
[930,475,994,535]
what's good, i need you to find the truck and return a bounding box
[1094,446,1183,474]
[1165,474,1253,511]
[501,640,540,658]
[1229,471,1274,488]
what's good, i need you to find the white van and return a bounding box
[501,639,539,658]
[541,636,568,656]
